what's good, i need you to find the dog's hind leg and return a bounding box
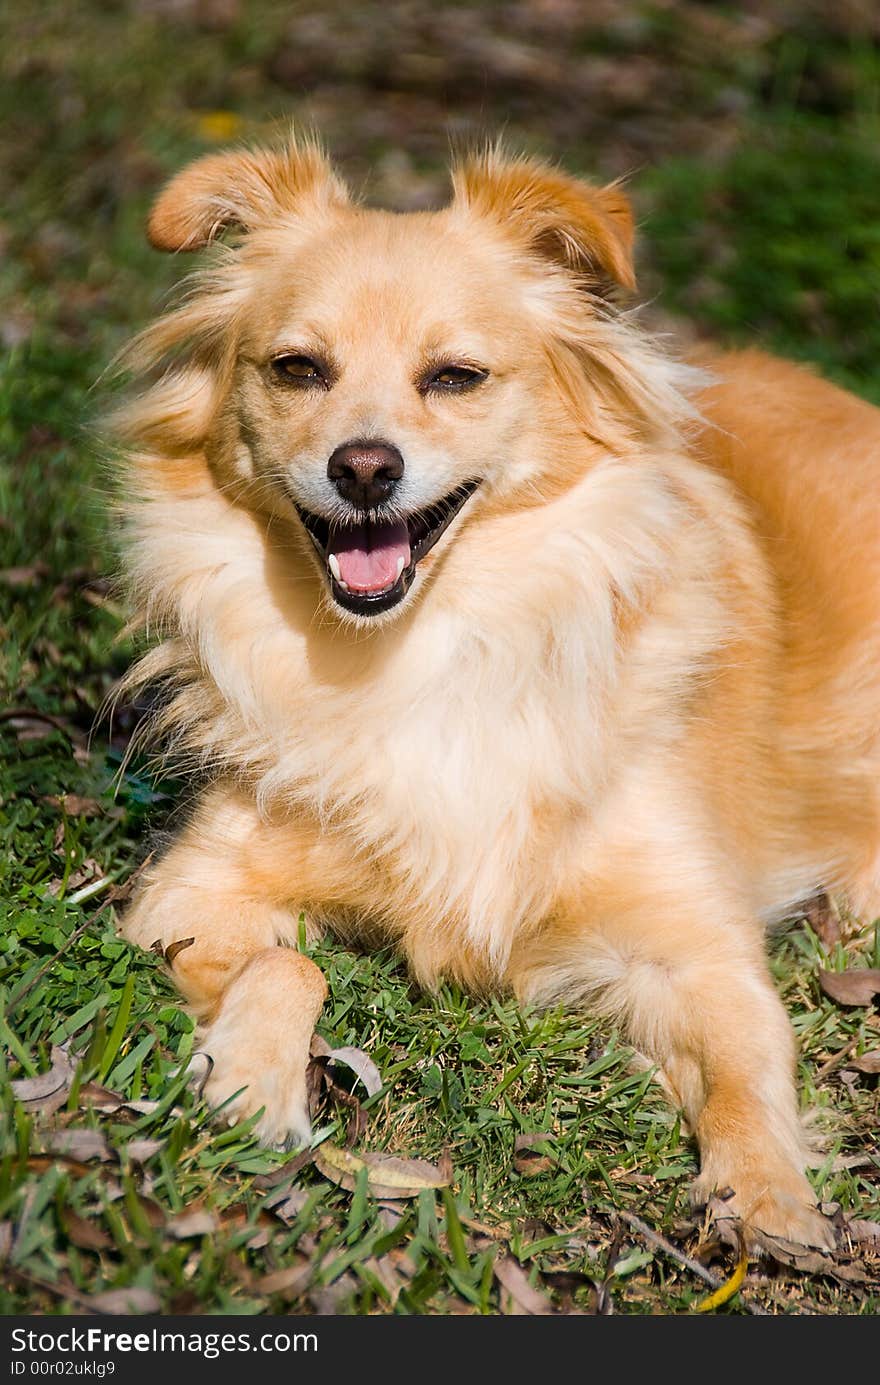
[121,783,346,1148]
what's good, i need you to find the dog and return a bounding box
[115,133,880,1252]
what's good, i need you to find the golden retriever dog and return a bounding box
[114,133,880,1252]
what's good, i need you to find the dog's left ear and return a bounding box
[451,151,635,293]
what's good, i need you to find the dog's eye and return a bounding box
[423,365,488,393]
[271,355,327,386]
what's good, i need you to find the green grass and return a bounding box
[642,124,880,400]
[2,0,880,1316]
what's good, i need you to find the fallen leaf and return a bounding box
[27,1155,92,1178]
[168,1210,218,1239]
[513,1132,556,1177]
[0,707,85,745]
[807,1151,878,1172]
[708,1199,869,1286]
[819,968,880,1007]
[311,1038,382,1097]
[306,1042,371,1144]
[78,1081,124,1110]
[44,794,102,817]
[362,1254,406,1306]
[263,1186,311,1224]
[846,1049,880,1074]
[845,1218,880,1248]
[44,1130,112,1162]
[126,1139,164,1164]
[87,1286,161,1314]
[761,1240,869,1285]
[60,1210,113,1252]
[219,1203,275,1248]
[252,1148,314,1190]
[132,1195,166,1231]
[695,1246,748,1312]
[11,1047,75,1114]
[493,1255,554,1315]
[256,1260,312,1298]
[308,1272,358,1315]
[0,562,49,586]
[314,1144,452,1199]
[801,893,841,948]
[46,858,105,898]
[183,1051,213,1093]
[194,110,244,142]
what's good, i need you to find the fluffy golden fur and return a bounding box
[115,133,880,1251]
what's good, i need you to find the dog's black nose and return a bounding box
[327,441,404,509]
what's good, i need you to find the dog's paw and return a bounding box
[691,1166,838,1253]
[200,1017,312,1150]
[195,947,327,1150]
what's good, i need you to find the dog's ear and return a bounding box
[452,151,635,293]
[147,139,349,252]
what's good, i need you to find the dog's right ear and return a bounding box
[147,138,349,252]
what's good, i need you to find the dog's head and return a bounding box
[130,135,686,625]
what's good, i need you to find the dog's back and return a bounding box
[692,348,880,915]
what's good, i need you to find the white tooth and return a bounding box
[328,554,342,582]
[394,555,405,580]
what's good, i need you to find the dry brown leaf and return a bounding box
[819,967,880,1007]
[801,893,841,948]
[764,1241,869,1285]
[252,1148,314,1190]
[493,1255,554,1315]
[710,1199,871,1285]
[846,1049,880,1074]
[183,1051,213,1093]
[44,794,102,817]
[78,1081,124,1111]
[11,1046,75,1114]
[317,1041,383,1097]
[0,562,49,586]
[845,1218,880,1248]
[262,1184,311,1223]
[109,1098,163,1116]
[362,1254,406,1306]
[132,1195,165,1230]
[44,1129,112,1162]
[168,1209,218,1239]
[512,1132,556,1176]
[306,1042,371,1144]
[308,1271,358,1315]
[256,1260,312,1298]
[314,1144,451,1199]
[219,1204,275,1248]
[87,1287,161,1314]
[46,858,105,898]
[27,1155,92,1178]
[126,1139,164,1164]
[60,1210,113,1252]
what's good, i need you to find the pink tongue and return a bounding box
[329,518,411,593]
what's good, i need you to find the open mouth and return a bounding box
[296,480,481,616]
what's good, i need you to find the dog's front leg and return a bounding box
[122,784,343,1148]
[516,868,836,1251]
